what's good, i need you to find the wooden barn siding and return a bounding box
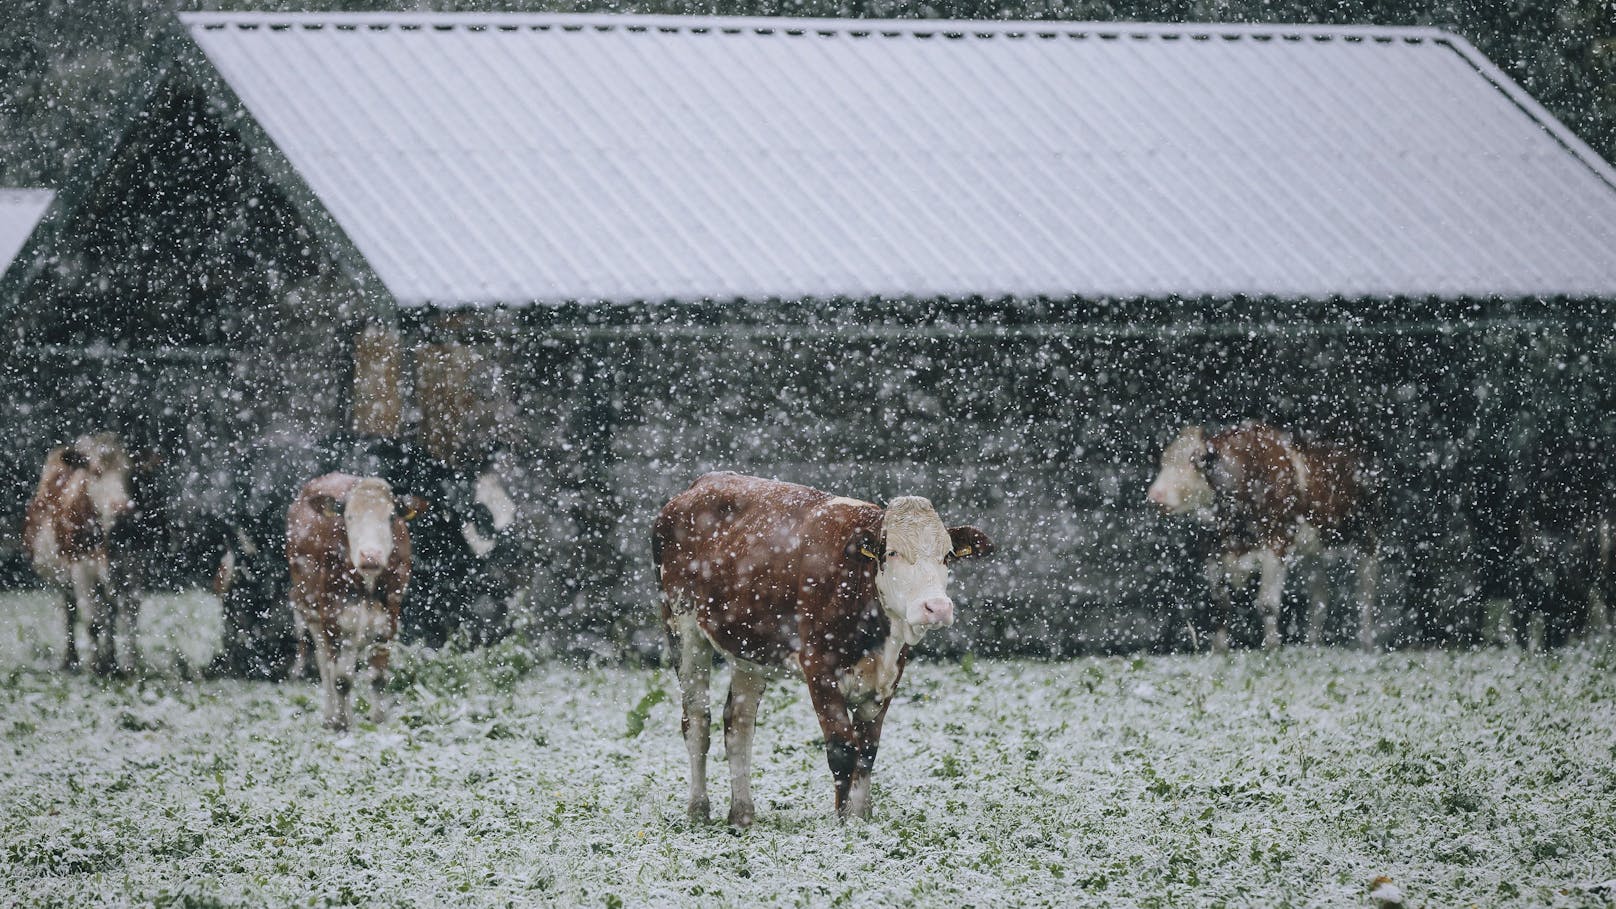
[470,309,1613,657]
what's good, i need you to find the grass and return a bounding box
[1,591,1614,907]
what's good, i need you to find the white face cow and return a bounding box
[69,433,134,531]
[1147,425,1216,515]
[874,497,958,642]
[343,478,401,591]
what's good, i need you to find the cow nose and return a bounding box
[920,598,954,625]
[356,549,385,571]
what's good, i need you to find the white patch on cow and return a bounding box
[827,496,875,509]
[1277,434,1311,497]
[312,598,394,730]
[1148,426,1215,515]
[873,497,954,633]
[461,470,516,558]
[839,635,905,722]
[844,774,873,820]
[28,517,70,588]
[336,599,393,645]
[343,478,396,590]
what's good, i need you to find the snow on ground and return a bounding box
[2,591,1614,908]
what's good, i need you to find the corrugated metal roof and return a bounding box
[180,13,1616,306]
[0,188,54,277]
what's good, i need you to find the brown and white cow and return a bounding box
[286,473,421,730]
[1147,422,1380,652]
[22,433,137,674]
[654,472,992,825]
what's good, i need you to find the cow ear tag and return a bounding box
[859,545,879,561]
[402,505,419,521]
[953,545,973,558]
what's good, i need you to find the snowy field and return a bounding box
[2,591,1614,907]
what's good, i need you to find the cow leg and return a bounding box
[1205,556,1232,654]
[80,565,116,677]
[806,679,866,820]
[311,630,348,731]
[290,608,309,680]
[332,632,363,731]
[122,592,141,676]
[843,694,898,822]
[1306,555,1330,646]
[672,617,713,822]
[58,588,80,672]
[366,644,391,723]
[113,573,142,676]
[1254,549,1287,651]
[724,666,767,827]
[1355,549,1381,652]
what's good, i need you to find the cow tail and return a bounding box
[651,517,676,668]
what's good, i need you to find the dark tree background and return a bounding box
[1,0,1613,189]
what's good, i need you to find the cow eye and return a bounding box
[885,550,898,559]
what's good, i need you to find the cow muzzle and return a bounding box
[911,597,955,627]
[1146,483,1173,509]
[354,550,386,587]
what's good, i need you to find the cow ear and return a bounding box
[947,526,993,562]
[310,494,340,517]
[60,447,89,469]
[843,526,882,565]
[399,495,428,522]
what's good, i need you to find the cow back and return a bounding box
[655,473,884,667]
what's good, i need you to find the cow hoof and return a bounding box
[324,718,350,732]
[1261,635,1282,651]
[727,805,755,828]
[1211,631,1230,655]
[687,799,710,823]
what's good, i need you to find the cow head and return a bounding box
[311,478,425,592]
[66,433,134,531]
[850,497,993,644]
[1147,425,1216,515]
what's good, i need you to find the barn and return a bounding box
[2,12,1614,655]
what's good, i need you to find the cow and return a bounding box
[1147,422,1381,652]
[1505,438,1614,649]
[453,457,524,647]
[22,433,137,674]
[286,473,422,730]
[653,472,992,825]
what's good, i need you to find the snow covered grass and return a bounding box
[2,591,1614,907]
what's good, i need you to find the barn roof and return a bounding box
[179,12,1616,307]
[0,189,55,279]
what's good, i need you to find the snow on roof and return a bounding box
[179,13,1616,307]
[0,188,54,278]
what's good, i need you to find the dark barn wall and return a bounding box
[421,299,1615,658]
[0,75,361,584]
